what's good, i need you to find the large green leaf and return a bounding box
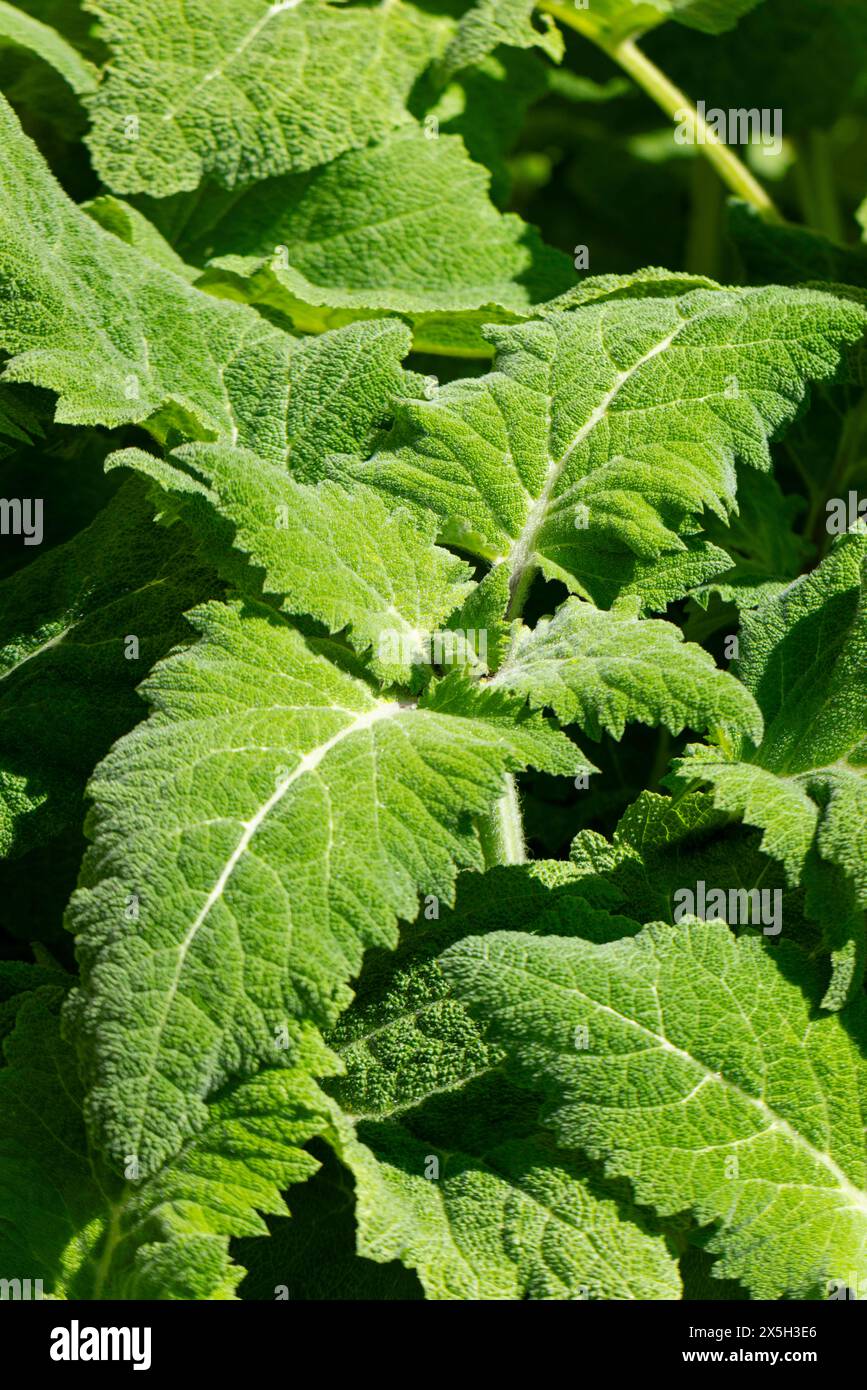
[490,594,762,739]
[182,131,573,357]
[444,917,867,1299]
[66,598,583,1174]
[85,0,442,196]
[341,285,865,610]
[0,983,334,1298]
[320,863,679,1299]
[0,93,291,441]
[110,440,476,685]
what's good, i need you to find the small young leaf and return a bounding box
[490,594,762,740]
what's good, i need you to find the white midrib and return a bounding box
[507,318,687,602]
[559,982,867,1215]
[0,625,70,684]
[130,697,402,1156]
[160,0,303,125]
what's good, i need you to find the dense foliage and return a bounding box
[1,0,867,1302]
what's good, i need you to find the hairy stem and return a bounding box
[477,774,528,867]
[541,5,782,221]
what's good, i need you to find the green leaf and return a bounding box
[235,1143,425,1300]
[440,0,563,83]
[0,984,334,1299]
[542,0,765,46]
[568,789,860,1006]
[185,131,573,358]
[443,917,867,1299]
[85,0,442,196]
[0,0,98,97]
[341,285,865,610]
[11,1,105,60]
[490,594,763,739]
[320,864,679,1300]
[110,440,476,684]
[66,598,583,1174]
[667,529,867,904]
[0,93,291,441]
[692,466,813,609]
[83,194,200,282]
[0,480,214,858]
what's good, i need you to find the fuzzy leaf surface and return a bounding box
[444,918,867,1299]
[0,94,291,440]
[187,132,573,357]
[343,286,865,609]
[322,864,678,1300]
[0,985,333,1299]
[490,595,762,740]
[85,0,441,196]
[66,600,582,1173]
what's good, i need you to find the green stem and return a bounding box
[685,156,723,277]
[794,130,844,242]
[477,774,528,867]
[541,5,782,221]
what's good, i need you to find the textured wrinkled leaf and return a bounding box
[444,917,867,1299]
[186,131,572,358]
[0,480,213,858]
[66,598,582,1173]
[490,594,762,739]
[0,984,333,1299]
[342,286,865,610]
[569,789,860,1007]
[0,94,292,441]
[321,864,678,1299]
[111,440,475,683]
[440,0,562,83]
[85,0,442,196]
